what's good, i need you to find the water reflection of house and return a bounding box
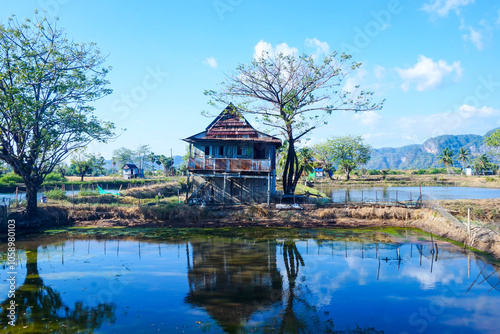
[185,239,283,333]
[183,104,282,204]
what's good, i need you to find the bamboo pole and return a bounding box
[468,207,471,235]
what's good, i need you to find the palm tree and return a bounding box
[458,147,470,173]
[473,154,490,175]
[458,147,470,176]
[437,147,454,174]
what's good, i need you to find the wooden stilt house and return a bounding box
[183,104,282,205]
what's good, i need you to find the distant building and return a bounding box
[183,104,282,204]
[122,163,143,179]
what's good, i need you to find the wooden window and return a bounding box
[204,146,210,156]
[219,146,224,156]
[237,146,242,156]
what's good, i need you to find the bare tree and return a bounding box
[205,51,382,194]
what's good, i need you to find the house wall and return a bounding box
[193,142,274,160]
[191,174,272,204]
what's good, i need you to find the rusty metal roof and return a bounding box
[183,104,282,146]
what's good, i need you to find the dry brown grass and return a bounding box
[245,205,270,218]
[139,204,202,221]
[314,208,336,219]
[68,204,142,221]
[439,199,500,222]
[123,182,180,199]
[311,206,422,221]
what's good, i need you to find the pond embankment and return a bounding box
[5,201,500,261]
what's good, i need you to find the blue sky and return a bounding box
[1,0,500,159]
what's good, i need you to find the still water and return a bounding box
[1,228,500,333]
[318,186,500,202]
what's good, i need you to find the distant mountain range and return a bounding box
[365,128,500,170]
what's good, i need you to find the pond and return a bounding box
[1,228,499,333]
[317,186,500,203]
[0,188,122,203]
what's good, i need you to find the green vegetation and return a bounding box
[313,135,371,181]
[45,187,68,201]
[0,13,115,219]
[0,172,24,187]
[437,147,454,174]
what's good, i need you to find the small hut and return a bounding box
[122,164,143,179]
[183,104,282,205]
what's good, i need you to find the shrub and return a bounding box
[485,176,496,182]
[44,172,66,183]
[368,169,381,175]
[45,187,67,200]
[0,172,23,185]
[78,188,99,196]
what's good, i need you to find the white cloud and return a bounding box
[422,0,475,17]
[203,57,218,68]
[374,65,387,80]
[463,26,484,50]
[352,110,382,127]
[461,20,493,50]
[396,55,463,91]
[305,38,330,57]
[397,105,500,141]
[253,40,298,59]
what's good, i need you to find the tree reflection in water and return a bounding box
[185,239,283,333]
[185,238,383,333]
[0,247,116,333]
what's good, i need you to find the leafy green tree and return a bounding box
[437,147,454,174]
[148,152,160,173]
[55,163,68,179]
[112,147,135,168]
[205,51,382,194]
[485,129,500,156]
[0,14,114,219]
[70,150,106,181]
[158,155,174,176]
[473,154,491,174]
[313,135,371,181]
[458,147,470,171]
[296,147,315,177]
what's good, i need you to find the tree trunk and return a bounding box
[345,169,350,181]
[283,140,297,195]
[25,181,41,220]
